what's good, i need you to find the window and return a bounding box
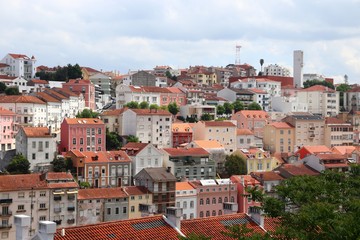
[200,211,204,218]
[212,198,216,204]
[218,197,222,203]
[224,197,228,202]
[98,128,101,134]
[206,211,210,217]
[231,196,235,202]
[107,208,111,215]
[115,207,119,214]
[190,201,194,208]
[32,141,36,148]
[72,138,76,144]
[183,201,187,209]
[29,192,35,198]
[212,210,216,216]
[190,213,194,219]
[32,153,36,160]
[18,205,25,211]
[1,232,9,238]
[98,138,102,144]
[39,216,46,221]
[80,138,83,144]
[200,199,204,205]
[45,153,49,159]
[131,206,135,212]
[45,141,49,148]
[218,210,222,216]
[123,207,127,213]
[40,203,46,209]
[18,192,25,198]
[40,191,46,197]
[206,198,210,205]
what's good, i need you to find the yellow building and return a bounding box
[188,66,217,86]
[124,186,153,219]
[263,122,295,153]
[237,148,282,174]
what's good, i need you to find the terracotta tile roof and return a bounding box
[316,153,346,160]
[264,217,280,233]
[163,148,210,156]
[137,167,177,182]
[176,182,195,191]
[81,151,131,163]
[269,122,293,129]
[231,175,260,186]
[47,182,79,189]
[167,87,185,93]
[46,172,74,180]
[181,213,265,239]
[251,171,284,181]
[191,140,224,149]
[35,92,61,103]
[325,117,347,124]
[65,79,93,85]
[82,67,100,73]
[22,126,52,138]
[101,108,127,116]
[52,87,80,97]
[0,75,17,80]
[302,145,331,154]
[0,95,45,104]
[64,118,104,125]
[302,85,336,92]
[121,142,149,156]
[324,163,349,169]
[204,95,227,101]
[248,88,267,94]
[237,110,269,119]
[54,215,180,240]
[203,121,236,127]
[68,149,84,158]
[279,164,320,176]
[172,123,193,132]
[331,146,356,155]
[123,186,150,195]
[0,107,15,115]
[9,53,29,59]
[130,109,171,116]
[0,63,9,68]
[237,129,254,135]
[44,89,69,100]
[78,187,127,200]
[28,79,48,84]
[129,85,172,93]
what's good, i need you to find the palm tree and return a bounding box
[259,59,264,75]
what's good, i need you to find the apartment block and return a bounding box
[263,122,295,153]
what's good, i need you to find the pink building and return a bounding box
[231,110,271,138]
[189,179,237,218]
[160,87,187,106]
[59,118,105,153]
[0,107,16,151]
[230,175,261,214]
[63,79,95,109]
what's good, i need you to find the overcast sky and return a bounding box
[1,0,359,84]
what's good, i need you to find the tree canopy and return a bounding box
[106,130,122,150]
[223,102,234,115]
[139,101,149,109]
[0,82,6,93]
[233,100,245,112]
[35,63,82,81]
[5,86,20,95]
[76,109,99,118]
[247,102,262,110]
[127,135,139,143]
[125,101,139,109]
[168,102,179,116]
[216,105,225,116]
[6,154,30,174]
[52,157,74,173]
[200,113,213,121]
[248,166,360,239]
[224,154,247,177]
[303,79,335,89]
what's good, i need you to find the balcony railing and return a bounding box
[68,195,75,201]
[0,211,12,216]
[0,224,12,229]
[53,220,62,225]
[67,219,75,224]
[54,196,62,201]
[54,207,61,213]
[0,199,12,204]
[67,206,75,212]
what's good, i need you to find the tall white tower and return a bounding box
[293,50,304,88]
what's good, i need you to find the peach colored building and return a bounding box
[59,118,105,153]
[324,117,353,148]
[231,110,271,138]
[0,107,16,151]
[172,122,193,147]
[67,150,131,188]
[263,122,295,153]
[63,79,95,109]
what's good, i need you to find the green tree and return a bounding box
[67,63,82,79]
[127,135,139,143]
[221,224,271,240]
[52,157,67,172]
[168,102,179,116]
[303,79,335,89]
[217,105,225,116]
[200,113,213,121]
[149,104,159,110]
[106,130,122,150]
[6,154,30,174]
[5,86,20,95]
[76,109,99,118]
[247,102,262,110]
[186,116,198,123]
[0,82,6,93]
[233,100,244,112]
[248,167,360,240]
[125,101,139,109]
[224,154,247,177]
[79,181,91,189]
[139,101,149,109]
[223,102,234,115]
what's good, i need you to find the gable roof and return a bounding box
[80,151,131,163]
[302,85,336,92]
[176,182,195,191]
[121,142,150,156]
[101,108,127,116]
[0,107,15,115]
[35,92,61,103]
[237,110,269,119]
[136,167,177,182]
[237,129,254,135]
[301,145,331,154]
[251,171,284,181]
[130,109,172,116]
[9,53,30,59]
[163,147,210,157]
[21,127,52,138]
[278,164,320,177]
[331,146,356,155]
[0,95,45,104]
[172,123,193,132]
[191,140,224,149]
[181,213,265,239]
[64,118,104,125]
[269,122,293,129]
[54,215,180,240]
[123,186,150,195]
[78,187,127,200]
[203,121,236,127]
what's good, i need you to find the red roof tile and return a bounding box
[0,95,45,104]
[101,108,127,116]
[22,126,52,138]
[251,171,284,181]
[123,186,149,195]
[121,142,149,156]
[35,92,61,103]
[64,118,104,125]
[269,122,293,129]
[236,110,269,119]
[302,85,335,92]
[130,109,171,116]
[163,147,210,156]
[325,117,347,124]
[78,187,127,200]
[280,164,320,176]
[237,129,254,135]
[0,107,15,115]
[81,151,131,163]
[54,215,180,240]
[204,121,236,127]
[9,53,30,59]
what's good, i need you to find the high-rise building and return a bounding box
[293,50,304,88]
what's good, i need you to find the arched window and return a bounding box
[212,198,216,204]
[206,198,210,205]
[206,211,210,217]
[200,211,204,218]
[224,197,228,202]
[200,199,204,205]
[231,196,235,202]
[218,197,222,203]
[212,210,216,216]
[218,210,222,216]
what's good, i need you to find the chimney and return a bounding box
[164,207,183,230]
[38,221,56,240]
[166,167,171,173]
[15,215,30,240]
[249,208,265,229]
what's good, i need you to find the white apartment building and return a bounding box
[343,86,360,112]
[51,88,85,118]
[230,78,281,97]
[297,85,339,117]
[121,142,164,176]
[0,172,78,240]
[0,53,36,80]
[272,96,308,113]
[15,126,57,171]
[34,92,62,132]
[0,76,28,93]
[116,84,161,108]
[121,109,172,148]
[0,95,47,127]
[263,64,290,77]
[175,182,197,220]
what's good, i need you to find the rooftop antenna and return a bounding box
[235,45,242,65]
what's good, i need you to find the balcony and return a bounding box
[54,196,62,201]
[67,219,75,224]
[67,206,75,212]
[0,224,12,229]
[0,211,12,216]
[0,199,12,204]
[53,220,62,225]
[54,207,61,213]
[68,195,75,201]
